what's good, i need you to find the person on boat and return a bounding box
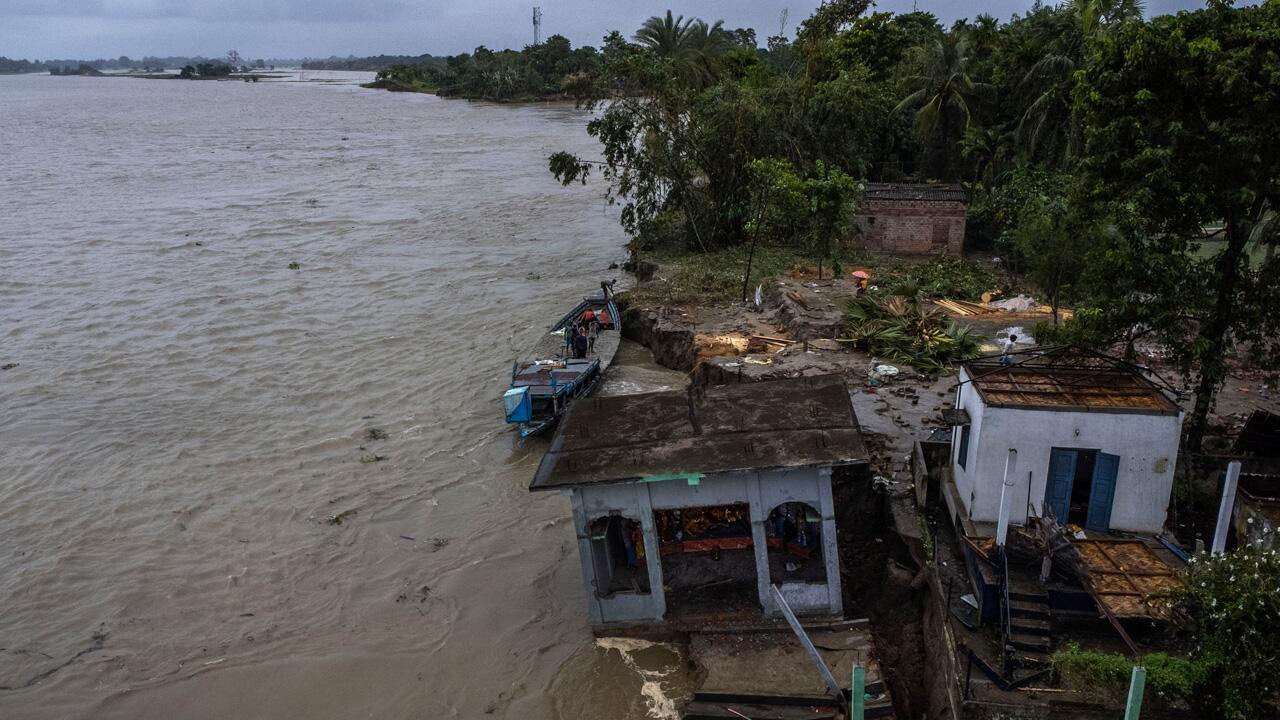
[563,321,577,356]
[584,310,600,352]
[572,327,590,359]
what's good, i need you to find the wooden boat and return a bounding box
[503,281,622,438]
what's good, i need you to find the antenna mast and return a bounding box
[533,6,543,45]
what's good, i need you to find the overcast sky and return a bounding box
[1,0,1218,60]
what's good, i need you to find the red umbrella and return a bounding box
[852,270,870,279]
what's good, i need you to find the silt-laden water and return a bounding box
[0,71,688,719]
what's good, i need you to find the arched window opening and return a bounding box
[766,502,826,584]
[654,503,758,615]
[588,515,650,596]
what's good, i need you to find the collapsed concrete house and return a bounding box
[530,375,868,628]
[944,354,1183,536]
[854,183,967,255]
[927,349,1189,658]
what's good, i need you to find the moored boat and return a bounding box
[503,281,621,437]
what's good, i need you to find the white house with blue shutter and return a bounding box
[943,354,1183,536]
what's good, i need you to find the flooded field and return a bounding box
[0,71,688,719]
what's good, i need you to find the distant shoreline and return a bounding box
[359,78,575,104]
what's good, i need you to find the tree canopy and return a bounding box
[545,1,1280,452]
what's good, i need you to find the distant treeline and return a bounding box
[369,35,604,101]
[367,30,758,101]
[300,54,440,71]
[0,55,292,74]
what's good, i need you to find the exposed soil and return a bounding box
[614,265,1279,720]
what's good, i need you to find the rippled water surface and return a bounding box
[0,71,688,719]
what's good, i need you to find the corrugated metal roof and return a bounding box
[530,375,868,490]
[1074,539,1181,620]
[862,182,966,202]
[966,363,1179,415]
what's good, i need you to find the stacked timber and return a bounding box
[933,299,993,316]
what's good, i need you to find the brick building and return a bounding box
[854,183,967,255]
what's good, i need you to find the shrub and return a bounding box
[892,256,999,300]
[1053,643,1202,703]
[1171,542,1280,719]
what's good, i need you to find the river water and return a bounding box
[0,71,688,719]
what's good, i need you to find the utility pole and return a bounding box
[533,6,542,45]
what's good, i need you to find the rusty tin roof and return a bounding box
[964,362,1180,415]
[862,182,966,202]
[530,375,868,490]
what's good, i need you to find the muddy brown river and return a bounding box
[0,71,688,719]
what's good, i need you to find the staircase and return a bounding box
[1006,583,1053,664]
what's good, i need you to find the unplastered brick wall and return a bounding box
[855,199,966,255]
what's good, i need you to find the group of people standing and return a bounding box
[565,308,610,360]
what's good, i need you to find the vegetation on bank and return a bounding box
[301,54,437,72]
[1,52,274,74]
[367,35,604,101]
[48,64,104,77]
[548,0,1280,454]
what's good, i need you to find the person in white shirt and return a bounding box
[1001,334,1019,366]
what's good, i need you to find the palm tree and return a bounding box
[634,11,695,55]
[959,125,1004,185]
[895,32,995,177]
[635,11,730,88]
[1016,0,1144,162]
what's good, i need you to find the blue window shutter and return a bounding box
[1087,453,1120,531]
[1046,449,1077,522]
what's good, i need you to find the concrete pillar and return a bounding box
[996,449,1018,548]
[818,466,843,616]
[1211,461,1241,556]
[569,489,604,626]
[745,473,772,614]
[637,483,666,620]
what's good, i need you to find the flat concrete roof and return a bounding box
[530,375,868,491]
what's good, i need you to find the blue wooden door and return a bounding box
[1046,449,1077,522]
[1086,453,1120,531]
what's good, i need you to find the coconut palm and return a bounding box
[895,33,995,177]
[634,11,730,88]
[1016,0,1145,162]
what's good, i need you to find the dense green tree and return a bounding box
[1011,195,1104,324]
[1075,0,1280,450]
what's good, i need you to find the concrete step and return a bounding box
[1010,617,1052,635]
[1007,599,1051,620]
[1009,632,1052,654]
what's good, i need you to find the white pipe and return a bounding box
[996,449,1018,547]
[1211,461,1242,555]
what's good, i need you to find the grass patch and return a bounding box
[877,255,1001,300]
[1053,643,1201,702]
[629,244,814,304]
